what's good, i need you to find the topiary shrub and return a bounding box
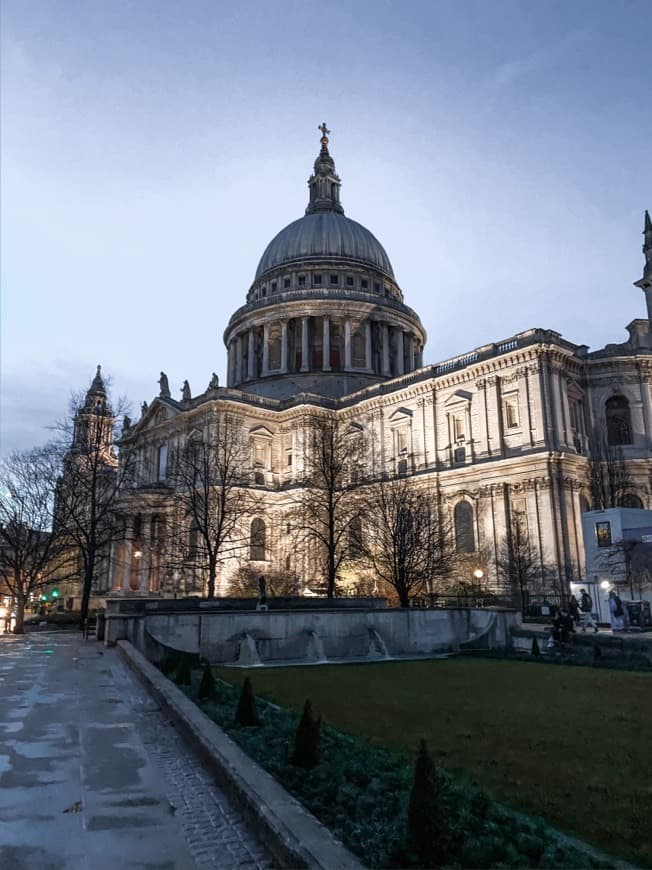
[531,636,540,657]
[235,676,260,726]
[293,698,321,769]
[198,662,217,701]
[407,739,448,868]
[174,655,192,686]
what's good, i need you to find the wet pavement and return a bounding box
[0,632,274,870]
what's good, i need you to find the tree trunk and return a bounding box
[327,549,336,598]
[399,589,410,608]
[13,596,26,635]
[80,546,95,627]
[207,558,216,599]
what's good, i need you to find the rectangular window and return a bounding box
[505,397,519,429]
[287,452,293,467]
[454,446,466,463]
[373,281,381,292]
[346,276,354,286]
[596,521,612,548]
[313,273,322,285]
[157,444,168,481]
[330,273,338,285]
[283,277,291,289]
[361,279,368,289]
[298,275,305,286]
[396,429,408,454]
[271,281,277,292]
[453,414,465,441]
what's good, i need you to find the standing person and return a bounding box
[568,594,580,631]
[608,589,626,633]
[579,588,599,633]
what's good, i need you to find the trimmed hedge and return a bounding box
[174,668,610,869]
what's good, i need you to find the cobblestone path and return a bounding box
[0,631,274,870]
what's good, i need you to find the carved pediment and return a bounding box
[444,389,473,407]
[388,407,413,423]
[249,425,274,439]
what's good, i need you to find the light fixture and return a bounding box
[473,569,484,580]
[134,550,143,560]
[600,580,610,590]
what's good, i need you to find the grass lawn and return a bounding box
[216,658,652,867]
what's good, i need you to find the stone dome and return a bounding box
[255,212,394,281]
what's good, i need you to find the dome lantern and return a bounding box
[305,123,344,216]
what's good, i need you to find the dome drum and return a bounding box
[225,303,425,395]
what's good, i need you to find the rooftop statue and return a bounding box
[181,380,192,402]
[158,372,171,398]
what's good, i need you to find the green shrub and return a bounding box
[293,698,321,769]
[235,677,260,726]
[179,675,608,869]
[198,662,217,701]
[407,740,448,868]
[174,655,192,686]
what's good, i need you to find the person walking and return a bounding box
[608,589,626,633]
[579,588,599,633]
[568,594,580,631]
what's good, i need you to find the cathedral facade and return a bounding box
[106,129,652,601]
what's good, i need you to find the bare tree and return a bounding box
[52,368,134,625]
[495,514,543,611]
[291,416,367,598]
[0,447,73,633]
[168,413,256,599]
[359,476,456,607]
[588,425,634,510]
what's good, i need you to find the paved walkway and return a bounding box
[0,631,274,870]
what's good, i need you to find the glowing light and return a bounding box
[600,580,611,590]
[473,569,484,580]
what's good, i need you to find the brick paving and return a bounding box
[0,631,274,870]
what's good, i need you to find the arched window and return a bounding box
[454,501,475,553]
[618,493,643,509]
[250,518,266,561]
[606,396,632,446]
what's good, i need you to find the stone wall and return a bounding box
[106,600,519,664]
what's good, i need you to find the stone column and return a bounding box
[281,320,288,373]
[247,329,255,380]
[300,317,309,372]
[381,323,391,375]
[262,323,270,375]
[322,317,331,371]
[395,329,405,376]
[365,321,372,371]
[226,342,233,387]
[235,335,243,385]
[344,320,352,370]
[639,363,652,441]
[109,538,120,592]
[122,516,134,592]
[407,333,415,371]
[140,517,151,594]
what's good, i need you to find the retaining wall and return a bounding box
[106,600,518,664]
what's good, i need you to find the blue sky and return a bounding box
[2,0,651,453]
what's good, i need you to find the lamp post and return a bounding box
[472,568,484,606]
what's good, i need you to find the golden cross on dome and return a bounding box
[318,122,330,151]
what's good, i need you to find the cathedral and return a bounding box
[97,127,651,602]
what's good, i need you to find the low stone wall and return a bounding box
[106,599,518,664]
[117,640,363,869]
